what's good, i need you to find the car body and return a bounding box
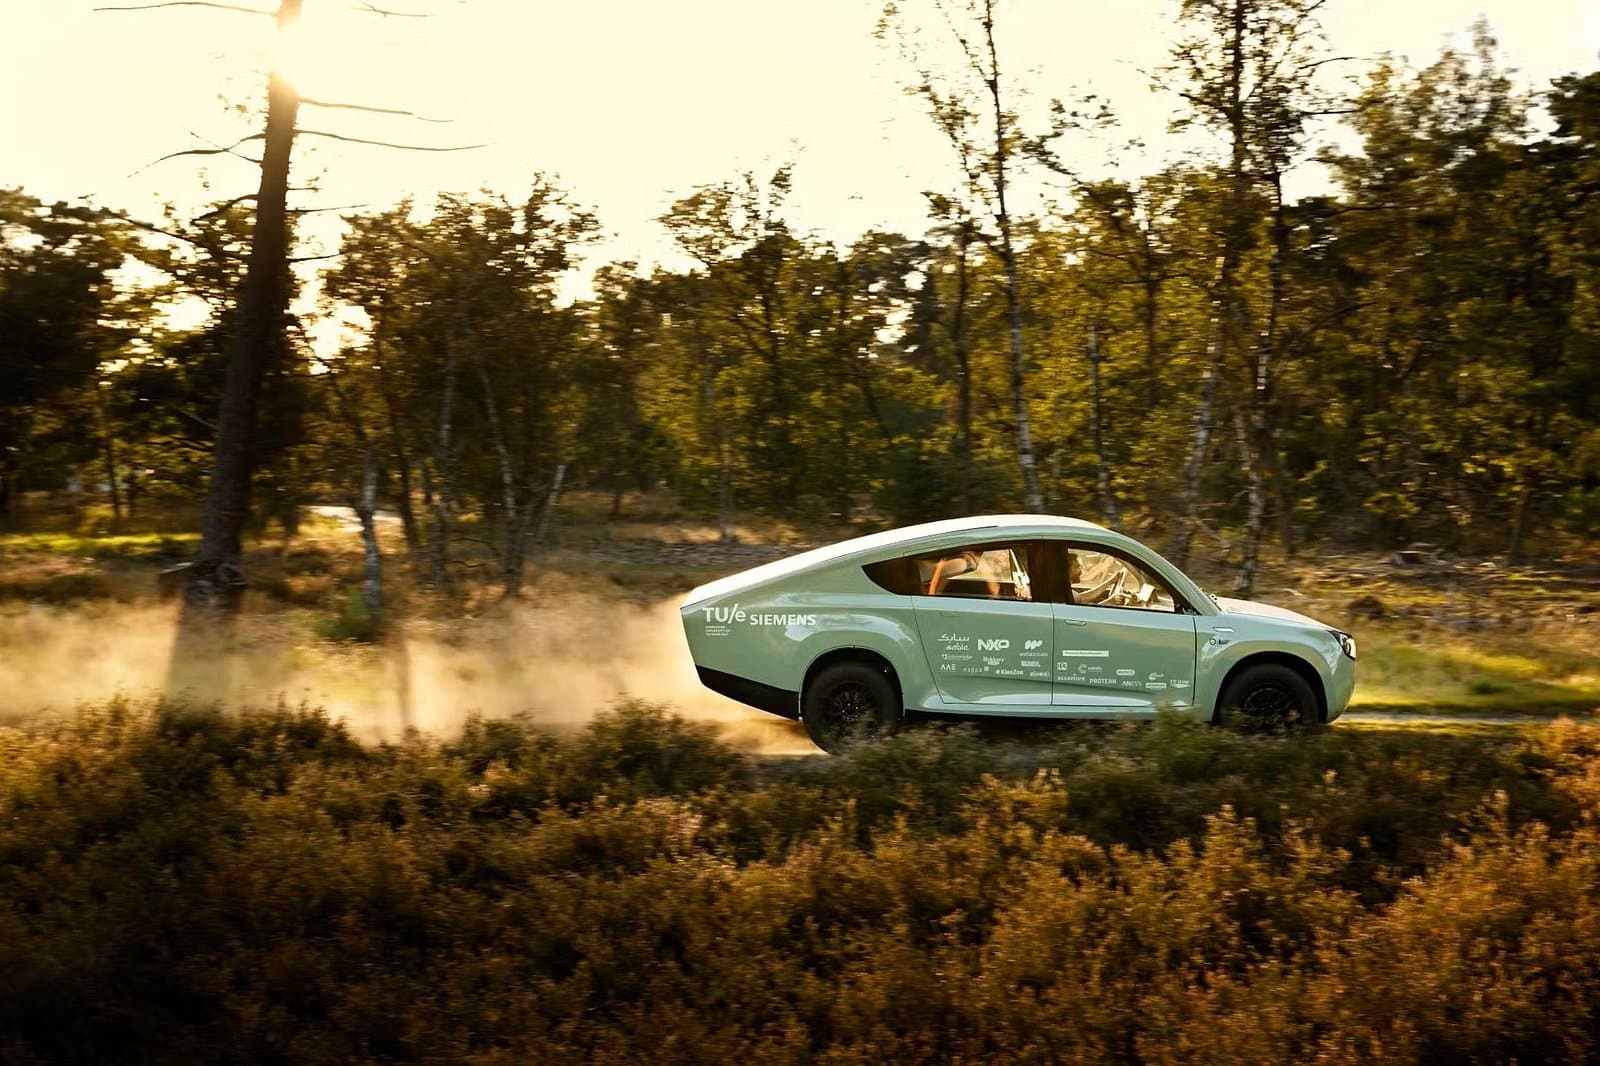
[680,515,1357,749]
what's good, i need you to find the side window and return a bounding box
[1067,547,1178,612]
[917,543,1035,601]
[864,544,1037,600]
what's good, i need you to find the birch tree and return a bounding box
[881,0,1045,511]
[1160,0,1341,593]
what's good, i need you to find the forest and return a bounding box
[3,4,1596,607]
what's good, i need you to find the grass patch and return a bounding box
[0,529,198,560]
[1351,625,1600,713]
[1,702,1598,1063]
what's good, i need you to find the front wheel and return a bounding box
[1216,663,1319,733]
[801,661,900,753]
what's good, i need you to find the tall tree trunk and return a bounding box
[835,260,891,444]
[1234,164,1293,593]
[532,461,567,555]
[981,1,1043,513]
[467,327,528,598]
[374,337,420,554]
[1271,446,1296,557]
[1508,479,1534,563]
[951,219,976,513]
[427,335,457,590]
[1232,408,1267,597]
[184,0,302,613]
[1172,0,1250,570]
[98,388,122,522]
[1170,334,1221,570]
[354,447,382,616]
[1142,252,1161,411]
[1087,323,1121,531]
[701,352,734,545]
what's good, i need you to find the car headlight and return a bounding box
[1331,630,1357,661]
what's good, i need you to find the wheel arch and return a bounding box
[1210,651,1328,724]
[803,646,903,708]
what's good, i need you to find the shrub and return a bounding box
[315,585,383,642]
[0,702,1596,1063]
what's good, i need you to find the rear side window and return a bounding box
[865,542,1038,601]
[862,556,921,595]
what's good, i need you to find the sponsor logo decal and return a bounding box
[701,602,817,635]
[1060,649,1110,658]
[1116,668,1136,677]
[1024,639,1043,651]
[978,638,1010,651]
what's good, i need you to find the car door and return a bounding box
[909,541,1054,707]
[1049,543,1199,711]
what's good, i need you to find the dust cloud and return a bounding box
[0,590,817,754]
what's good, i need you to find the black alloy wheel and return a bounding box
[1217,662,1319,733]
[801,661,900,753]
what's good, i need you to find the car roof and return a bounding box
[682,514,1107,607]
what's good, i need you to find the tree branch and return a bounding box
[353,1,428,15]
[129,133,265,177]
[88,205,208,247]
[191,194,258,223]
[290,201,372,215]
[96,1,271,13]
[296,128,486,152]
[299,96,451,123]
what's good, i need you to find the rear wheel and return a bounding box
[801,661,900,753]
[1216,663,1318,733]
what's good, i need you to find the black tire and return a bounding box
[801,661,901,753]
[1215,662,1319,733]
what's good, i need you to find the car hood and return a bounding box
[1212,596,1328,629]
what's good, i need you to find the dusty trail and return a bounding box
[0,591,823,754]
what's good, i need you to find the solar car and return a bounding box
[681,515,1357,751]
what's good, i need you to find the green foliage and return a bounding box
[314,584,384,643]
[2,701,1599,1062]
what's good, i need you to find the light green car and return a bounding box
[681,515,1357,751]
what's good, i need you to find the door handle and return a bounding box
[1061,618,1087,626]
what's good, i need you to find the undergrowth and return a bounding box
[1,701,1598,1064]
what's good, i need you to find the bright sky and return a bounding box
[3,0,1598,278]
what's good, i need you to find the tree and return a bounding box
[0,191,127,519]
[881,0,1046,512]
[1160,0,1341,593]
[181,0,305,609]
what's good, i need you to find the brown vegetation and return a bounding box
[2,702,1598,1063]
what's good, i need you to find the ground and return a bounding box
[4,494,1600,1062]
[1,490,1597,745]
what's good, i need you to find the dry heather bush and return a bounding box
[0,702,1597,1064]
